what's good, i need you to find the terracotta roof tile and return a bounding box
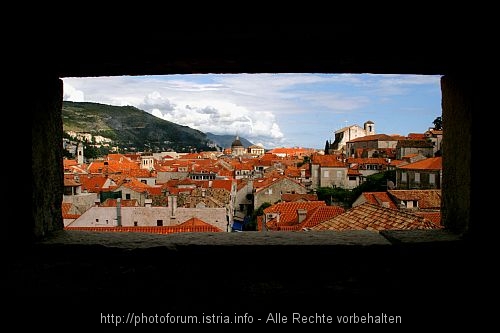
[63,159,78,168]
[61,203,81,219]
[263,201,326,227]
[388,189,441,209]
[396,139,434,148]
[100,199,139,207]
[360,192,398,209]
[177,217,214,227]
[347,168,362,176]
[79,175,109,192]
[407,133,426,140]
[299,206,345,229]
[389,159,405,166]
[397,157,442,170]
[347,134,396,143]
[64,179,80,187]
[347,157,389,165]
[311,203,442,231]
[65,225,222,234]
[120,178,151,193]
[414,211,442,226]
[311,155,346,167]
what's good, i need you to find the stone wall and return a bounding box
[31,76,64,242]
[68,206,227,231]
[254,178,307,210]
[441,75,473,236]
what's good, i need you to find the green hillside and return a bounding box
[62,101,215,153]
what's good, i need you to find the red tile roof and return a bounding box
[120,178,151,193]
[196,179,234,192]
[128,168,155,178]
[267,147,313,156]
[398,157,442,170]
[299,206,345,229]
[178,153,205,159]
[311,203,441,231]
[311,155,346,167]
[65,225,222,234]
[414,211,442,226]
[348,157,388,165]
[263,201,326,226]
[347,168,362,176]
[177,217,214,227]
[347,134,396,143]
[396,139,434,148]
[79,175,110,192]
[389,159,405,167]
[100,199,139,207]
[407,133,426,140]
[63,159,78,168]
[107,153,134,162]
[359,192,398,209]
[64,178,81,187]
[284,166,302,177]
[61,203,81,219]
[387,190,441,209]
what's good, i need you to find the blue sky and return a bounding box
[63,74,442,149]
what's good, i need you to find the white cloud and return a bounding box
[63,82,84,102]
[140,91,176,111]
[150,98,284,144]
[62,73,441,149]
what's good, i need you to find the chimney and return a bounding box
[116,198,122,226]
[297,209,307,223]
[168,195,177,218]
[381,201,390,208]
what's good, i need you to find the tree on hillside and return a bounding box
[316,187,352,206]
[246,202,272,231]
[433,116,442,130]
[324,140,330,154]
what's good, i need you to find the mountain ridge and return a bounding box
[205,133,254,149]
[62,101,253,153]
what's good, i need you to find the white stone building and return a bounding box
[331,121,375,154]
[67,196,229,231]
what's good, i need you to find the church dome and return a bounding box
[231,136,244,148]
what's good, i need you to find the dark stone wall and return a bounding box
[441,75,473,236]
[31,76,64,242]
[27,23,477,243]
